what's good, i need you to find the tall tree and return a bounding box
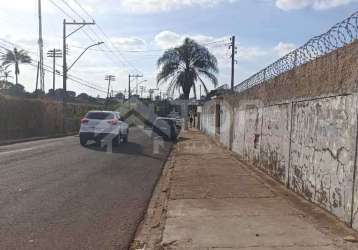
[1,48,32,85]
[157,38,218,99]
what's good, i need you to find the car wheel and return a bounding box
[80,137,87,146]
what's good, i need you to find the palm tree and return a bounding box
[1,48,32,85]
[157,38,218,100]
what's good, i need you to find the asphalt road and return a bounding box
[0,128,172,250]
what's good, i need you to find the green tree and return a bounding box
[157,38,218,99]
[1,48,32,85]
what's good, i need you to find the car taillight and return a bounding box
[81,118,89,124]
[107,119,118,125]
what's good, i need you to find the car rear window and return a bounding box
[86,112,114,120]
[155,119,176,127]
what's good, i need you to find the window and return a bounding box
[86,112,114,120]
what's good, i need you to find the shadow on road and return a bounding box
[84,141,169,161]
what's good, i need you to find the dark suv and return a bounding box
[152,117,180,141]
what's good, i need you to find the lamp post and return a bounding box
[63,19,96,93]
[67,42,104,72]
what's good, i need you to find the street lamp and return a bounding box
[67,42,104,72]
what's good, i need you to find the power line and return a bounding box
[72,0,92,19]
[48,0,133,70]
[69,0,143,74]
[0,40,107,94]
[70,40,231,54]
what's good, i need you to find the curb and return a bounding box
[130,141,177,250]
[0,133,78,146]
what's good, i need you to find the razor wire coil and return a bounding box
[234,11,358,92]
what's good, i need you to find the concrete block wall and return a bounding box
[200,41,358,229]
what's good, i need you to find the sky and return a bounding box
[0,0,356,98]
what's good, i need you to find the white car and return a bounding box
[79,111,129,146]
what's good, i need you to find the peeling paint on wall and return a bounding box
[200,41,358,229]
[260,104,291,185]
[220,101,232,148]
[243,107,262,164]
[232,109,246,157]
[290,95,357,225]
[202,94,358,228]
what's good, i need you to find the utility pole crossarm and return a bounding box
[62,18,101,93]
[66,24,86,39]
[128,74,143,100]
[105,75,116,103]
[47,49,62,91]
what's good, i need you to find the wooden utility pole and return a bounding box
[38,0,45,91]
[35,61,40,91]
[47,49,62,91]
[230,36,237,91]
[105,75,116,100]
[128,74,143,100]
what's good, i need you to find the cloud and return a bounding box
[154,30,228,48]
[0,0,57,13]
[154,31,183,49]
[276,0,357,10]
[273,42,296,57]
[110,37,147,51]
[119,0,238,13]
[154,31,229,63]
[239,47,267,61]
[154,30,270,64]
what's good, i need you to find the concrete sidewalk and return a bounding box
[132,130,358,250]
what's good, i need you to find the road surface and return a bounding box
[0,128,172,250]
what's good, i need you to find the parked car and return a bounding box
[79,111,129,146]
[152,117,180,141]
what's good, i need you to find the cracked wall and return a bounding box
[218,95,357,226]
[291,95,357,225]
[200,41,358,229]
[260,104,291,185]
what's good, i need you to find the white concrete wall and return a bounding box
[243,107,262,164]
[219,100,232,148]
[232,108,246,157]
[290,95,357,225]
[260,104,291,185]
[201,93,358,229]
[201,101,216,137]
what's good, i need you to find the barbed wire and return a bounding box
[234,10,358,93]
